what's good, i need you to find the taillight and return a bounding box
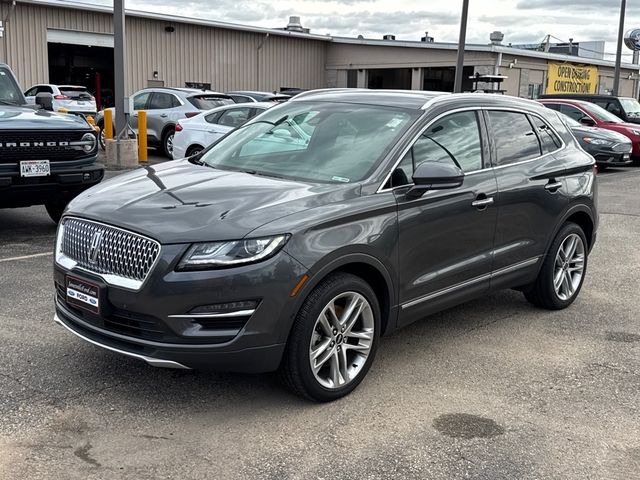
[54,95,70,100]
[175,123,183,132]
[185,112,200,118]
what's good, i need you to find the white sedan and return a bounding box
[23,84,97,115]
[172,102,275,159]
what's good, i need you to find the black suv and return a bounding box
[540,94,640,124]
[0,63,103,223]
[53,90,597,402]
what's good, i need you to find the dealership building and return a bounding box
[1,0,638,108]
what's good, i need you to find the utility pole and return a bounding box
[113,0,126,137]
[613,0,626,96]
[453,0,470,93]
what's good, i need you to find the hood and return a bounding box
[66,160,360,244]
[571,125,632,143]
[0,105,90,130]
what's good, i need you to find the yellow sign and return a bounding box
[546,63,598,94]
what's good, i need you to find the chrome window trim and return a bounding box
[401,257,540,310]
[377,105,567,194]
[55,217,162,292]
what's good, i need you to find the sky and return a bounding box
[74,0,639,59]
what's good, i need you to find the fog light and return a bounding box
[189,300,258,315]
[83,173,91,180]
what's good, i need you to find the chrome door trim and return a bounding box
[401,256,540,310]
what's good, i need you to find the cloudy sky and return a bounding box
[84,0,638,59]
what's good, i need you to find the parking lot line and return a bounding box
[0,252,53,262]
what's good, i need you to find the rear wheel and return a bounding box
[524,222,588,310]
[280,273,380,402]
[186,145,204,157]
[45,202,66,224]
[162,129,175,158]
[97,121,106,150]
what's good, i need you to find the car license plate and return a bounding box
[20,160,50,177]
[66,276,101,315]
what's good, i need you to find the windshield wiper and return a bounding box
[0,99,20,106]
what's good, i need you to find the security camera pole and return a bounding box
[453,0,470,93]
[613,0,626,96]
[113,0,126,139]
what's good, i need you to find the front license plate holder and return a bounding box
[66,275,102,315]
[20,160,50,177]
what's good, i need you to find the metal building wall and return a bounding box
[0,2,328,94]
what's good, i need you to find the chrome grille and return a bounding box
[60,217,160,284]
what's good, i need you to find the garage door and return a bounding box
[47,29,114,48]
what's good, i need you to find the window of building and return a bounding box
[488,111,541,165]
[347,70,358,88]
[528,83,543,99]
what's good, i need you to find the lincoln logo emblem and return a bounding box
[89,231,103,263]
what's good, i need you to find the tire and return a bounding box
[279,272,381,402]
[186,145,204,157]
[162,128,175,158]
[524,222,588,310]
[45,202,66,224]
[97,121,106,150]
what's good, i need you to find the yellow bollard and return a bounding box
[57,107,69,114]
[104,109,113,140]
[86,115,95,126]
[138,110,148,163]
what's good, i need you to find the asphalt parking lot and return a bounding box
[1,165,639,480]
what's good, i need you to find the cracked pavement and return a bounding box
[1,166,639,479]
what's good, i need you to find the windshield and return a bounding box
[0,66,24,104]
[59,86,92,99]
[620,97,640,116]
[581,102,623,123]
[198,101,419,184]
[188,96,234,110]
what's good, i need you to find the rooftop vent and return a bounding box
[490,31,504,45]
[383,34,396,41]
[421,31,434,43]
[286,16,304,33]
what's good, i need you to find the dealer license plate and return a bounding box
[20,160,50,177]
[66,276,101,315]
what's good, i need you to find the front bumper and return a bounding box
[0,158,103,208]
[53,248,307,372]
[592,150,633,167]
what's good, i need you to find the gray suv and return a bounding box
[95,88,233,157]
[53,90,597,402]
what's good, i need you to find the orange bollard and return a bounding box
[138,110,148,163]
[104,109,113,140]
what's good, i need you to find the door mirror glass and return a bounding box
[579,116,596,127]
[35,92,54,111]
[407,161,464,198]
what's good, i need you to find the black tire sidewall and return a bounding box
[291,274,381,402]
[541,223,588,309]
[163,129,175,158]
[45,202,65,224]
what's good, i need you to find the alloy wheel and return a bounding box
[166,133,174,155]
[553,233,585,301]
[309,292,374,389]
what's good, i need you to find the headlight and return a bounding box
[70,133,97,153]
[583,137,612,146]
[177,235,289,270]
[628,128,640,136]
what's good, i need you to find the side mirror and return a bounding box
[579,116,596,127]
[35,92,54,111]
[407,162,464,199]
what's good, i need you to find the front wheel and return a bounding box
[279,273,381,402]
[524,222,588,310]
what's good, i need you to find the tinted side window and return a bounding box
[25,87,37,97]
[530,115,561,154]
[559,104,587,122]
[149,93,177,110]
[488,111,541,165]
[544,103,561,112]
[218,107,252,128]
[387,111,483,188]
[133,92,151,110]
[205,112,223,124]
[39,86,53,94]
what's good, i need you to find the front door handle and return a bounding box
[545,180,563,192]
[471,197,494,209]
[160,113,168,118]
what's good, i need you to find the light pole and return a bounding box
[613,0,626,96]
[453,0,470,93]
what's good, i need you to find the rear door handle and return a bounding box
[471,197,494,209]
[545,180,563,192]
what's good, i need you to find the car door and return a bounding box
[144,92,178,143]
[486,109,569,289]
[128,91,151,134]
[394,109,498,327]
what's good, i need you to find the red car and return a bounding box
[539,98,640,162]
